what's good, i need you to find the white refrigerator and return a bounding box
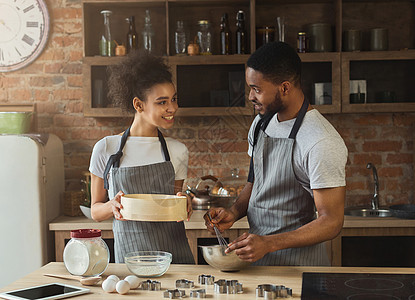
[0,134,64,288]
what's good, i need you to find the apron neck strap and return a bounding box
[247,98,309,183]
[288,98,309,139]
[103,126,131,190]
[158,129,170,162]
[103,127,171,190]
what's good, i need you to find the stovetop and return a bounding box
[301,272,415,300]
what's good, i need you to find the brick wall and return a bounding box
[0,0,414,208]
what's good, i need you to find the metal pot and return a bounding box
[186,175,217,210]
[389,204,415,219]
[209,194,237,208]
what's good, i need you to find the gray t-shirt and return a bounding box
[248,109,348,195]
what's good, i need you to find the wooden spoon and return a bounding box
[43,273,102,286]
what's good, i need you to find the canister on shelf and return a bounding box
[197,20,212,55]
[297,32,308,53]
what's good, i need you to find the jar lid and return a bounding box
[71,229,101,238]
[298,32,307,36]
[198,20,209,25]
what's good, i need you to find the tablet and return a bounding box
[0,283,90,300]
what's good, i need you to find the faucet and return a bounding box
[366,163,379,210]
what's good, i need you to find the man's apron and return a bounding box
[247,100,329,266]
[103,127,194,264]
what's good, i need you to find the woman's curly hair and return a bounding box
[107,50,173,113]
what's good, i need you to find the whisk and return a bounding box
[207,212,228,249]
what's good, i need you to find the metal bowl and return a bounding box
[124,251,172,277]
[199,245,250,272]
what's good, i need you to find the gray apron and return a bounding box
[247,100,329,266]
[103,127,194,264]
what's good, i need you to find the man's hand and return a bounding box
[204,207,237,234]
[226,232,271,262]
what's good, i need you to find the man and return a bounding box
[205,42,348,266]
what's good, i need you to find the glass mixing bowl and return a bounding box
[124,251,172,277]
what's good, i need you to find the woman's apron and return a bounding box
[103,127,194,264]
[247,100,329,266]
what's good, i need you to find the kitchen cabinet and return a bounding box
[82,0,415,116]
[50,214,415,267]
[330,217,415,267]
[81,0,347,117]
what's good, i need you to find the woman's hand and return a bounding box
[110,191,126,220]
[177,191,193,221]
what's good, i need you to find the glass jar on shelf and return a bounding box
[174,20,187,55]
[197,20,212,55]
[142,9,154,52]
[99,10,115,56]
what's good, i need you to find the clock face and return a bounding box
[0,0,50,72]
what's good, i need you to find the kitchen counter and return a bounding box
[2,262,415,299]
[49,212,415,266]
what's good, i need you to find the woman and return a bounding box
[89,50,194,264]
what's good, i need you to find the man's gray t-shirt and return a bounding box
[248,108,348,196]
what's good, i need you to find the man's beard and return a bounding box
[259,90,283,119]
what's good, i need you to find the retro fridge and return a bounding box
[0,134,64,288]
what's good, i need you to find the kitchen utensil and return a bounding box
[186,175,218,210]
[256,284,293,298]
[199,245,251,272]
[190,289,206,298]
[176,279,194,288]
[124,251,172,277]
[198,274,215,285]
[209,168,246,208]
[207,212,228,249]
[120,194,187,221]
[0,112,33,134]
[139,279,161,290]
[306,23,333,52]
[343,29,361,52]
[389,204,415,219]
[163,289,186,298]
[370,28,388,51]
[43,274,101,286]
[214,279,243,294]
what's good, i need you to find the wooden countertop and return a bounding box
[49,210,415,232]
[2,262,415,299]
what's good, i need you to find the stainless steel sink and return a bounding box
[344,207,392,217]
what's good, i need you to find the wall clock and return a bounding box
[0,0,50,72]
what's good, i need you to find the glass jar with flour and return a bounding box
[63,229,109,276]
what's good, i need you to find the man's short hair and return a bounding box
[247,42,301,86]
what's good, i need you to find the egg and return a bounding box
[116,280,130,295]
[101,278,117,293]
[124,275,140,289]
[106,275,120,283]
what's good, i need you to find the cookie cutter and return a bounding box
[176,279,195,288]
[140,279,161,291]
[163,289,186,299]
[214,279,243,294]
[198,274,215,285]
[190,288,206,298]
[256,284,292,299]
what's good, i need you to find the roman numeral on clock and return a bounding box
[22,34,34,46]
[23,4,35,13]
[0,49,4,61]
[27,21,39,28]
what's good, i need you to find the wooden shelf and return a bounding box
[81,0,415,117]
